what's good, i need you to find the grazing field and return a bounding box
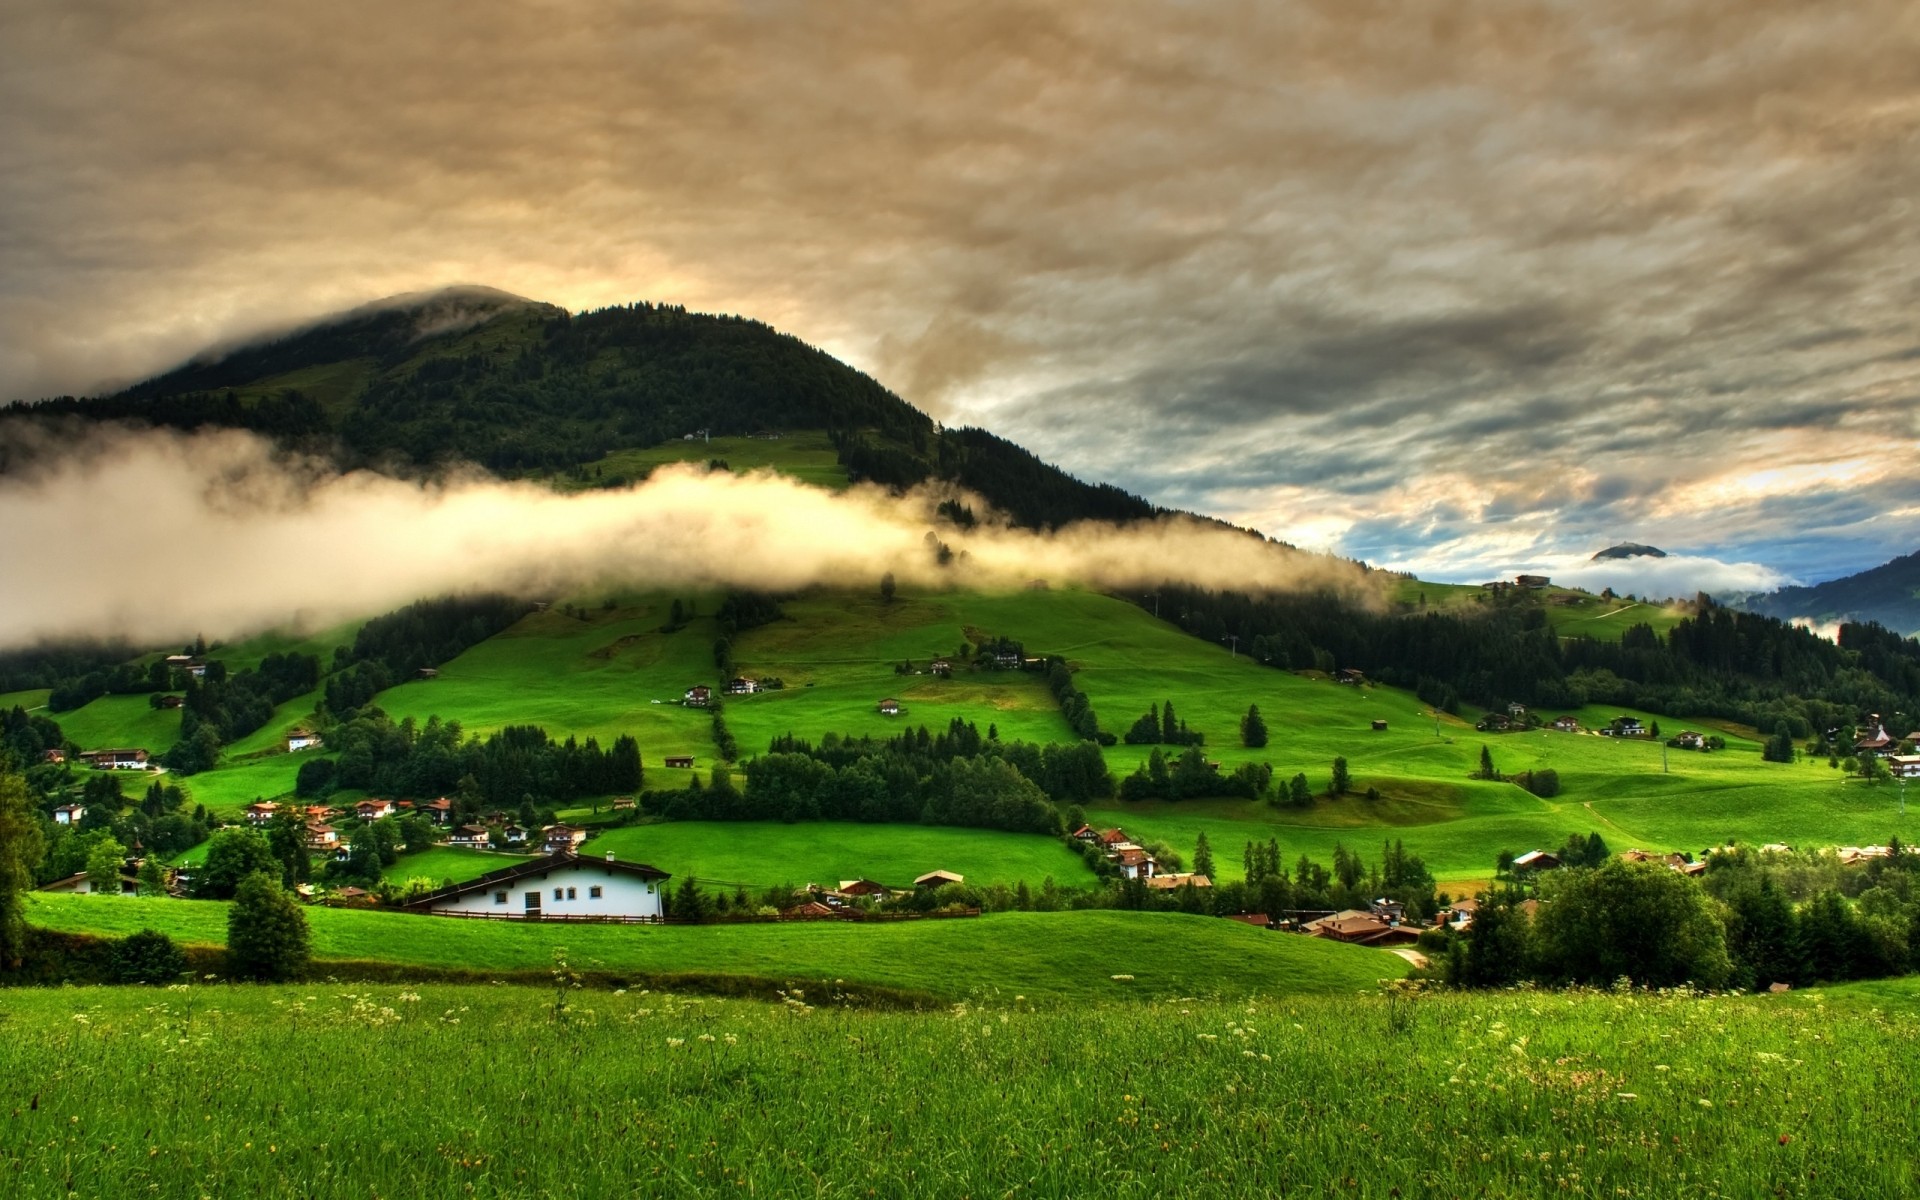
[381,846,534,887]
[21,895,1399,1002]
[580,820,1091,890]
[1,977,1912,1198]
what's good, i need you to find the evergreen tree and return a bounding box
[226,872,310,982]
[1330,757,1351,796]
[1194,831,1215,879]
[880,572,896,603]
[1478,744,1497,781]
[1288,772,1312,806]
[0,768,47,971]
[1240,704,1268,749]
[673,876,708,920]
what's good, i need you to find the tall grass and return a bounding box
[0,980,1912,1197]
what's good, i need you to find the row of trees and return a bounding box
[1122,700,1205,746]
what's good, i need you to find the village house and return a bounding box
[52,803,85,826]
[782,899,837,919]
[1551,716,1580,733]
[1069,824,1101,842]
[1367,898,1406,923]
[502,824,530,846]
[80,748,150,770]
[836,879,891,899]
[1435,897,1478,930]
[245,801,280,827]
[1599,717,1645,738]
[286,729,323,753]
[1370,719,1389,731]
[1507,703,1528,719]
[306,823,340,851]
[404,851,672,921]
[1113,846,1158,880]
[416,667,440,680]
[1854,721,1899,756]
[683,685,712,708]
[42,748,65,765]
[1145,872,1212,890]
[914,869,964,889]
[305,805,336,822]
[1335,668,1367,685]
[156,695,184,709]
[421,797,454,825]
[1515,574,1551,589]
[1672,730,1706,750]
[448,824,491,850]
[1097,828,1132,849]
[1476,713,1513,732]
[1304,910,1421,947]
[356,798,396,821]
[38,868,139,896]
[662,755,695,769]
[1886,754,1920,779]
[611,796,636,811]
[877,698,902,716]
[1511,849,1561,872]
[543,824,589,855]
[724,677,760,695]
[929,659,952,676]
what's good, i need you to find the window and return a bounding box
[589,886,602,899]
[566,887,577,900]
[494,891,508,905]
[553,888,564,901]
[524,891,541,911]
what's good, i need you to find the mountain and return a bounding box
[1591,543,1666,561]
[2,289,1158,531]
[1740,549,1920,636]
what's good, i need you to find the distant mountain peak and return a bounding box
[1592,543,1667,561]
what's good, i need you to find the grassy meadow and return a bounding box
[20,895,1400,1002]
[1,976,1912,1198]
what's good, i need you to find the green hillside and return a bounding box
[22,895,1402,1002]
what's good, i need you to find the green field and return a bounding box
[581,820,1089,890]
[22,895,1400,1002]
[1,976,1911,1198]
[382,846,534,887]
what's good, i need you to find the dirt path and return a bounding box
[1389,948,1429,969]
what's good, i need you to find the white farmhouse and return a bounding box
[403,852,671,921]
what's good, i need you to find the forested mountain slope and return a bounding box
[2,288,1156,530]
[1739,549,1920,637]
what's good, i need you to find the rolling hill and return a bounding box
[1738,548,1920,636]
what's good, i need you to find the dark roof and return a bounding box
[401,852,671,910]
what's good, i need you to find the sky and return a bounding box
[3,0,1918,592]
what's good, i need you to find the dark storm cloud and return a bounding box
[2,0,1918,584]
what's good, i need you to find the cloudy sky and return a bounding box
[4,0,1917,590]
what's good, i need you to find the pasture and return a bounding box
[20,895,1400,1002]
[0,976,1911,1198]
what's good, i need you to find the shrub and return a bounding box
[110,928,187,985]
[227,872,311,982]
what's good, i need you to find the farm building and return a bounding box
[1069,824,1100,842]
[684,685,712,708]
[1112,846,1158,879]
[1145,872,1212,890]
[421,798,454,825]
[502,824,530,845]
[1370,719,1388,731]
[724,677,760,695]
[306,824,340,851]
[662,755,696,769]
[1854,721,1898,755]
[448,824,491,850]
[156,695,183,709]
[1551,716,1580,732]
[929,659,952,676]
[403,852,671,921]
[877,698,902,716]
[1887,754,1920,779]
[1335,668,1367,685]
[1600,717,1646,737]
[80,748,150,770]
[416,667,439,680]
[1511,850,1561,872]
[42,748,64,764]
[245,801,280,827]
[836,879,890,898]
[39,869,140,896]
[286,729,323,752]
[356,798,395,821]
[1515,574,1551,589]
[1673,731,1706,750]
[1303,910,1420,947]
[52,804,85,826]
[914,869,964,889]
[543,824,589,855]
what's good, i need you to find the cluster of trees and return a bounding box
[1118,747,1271,802]
[1101,836,1440,922]
[1146,585,1920,740]
[645,722,1112,834]
[323,594,534,721]
[166,652,323,774]
[1122,700,1205,746]
[294,712,641,818]
[0,642,142,696]
[1448,840,1920,991]
[1044,659,1106,743]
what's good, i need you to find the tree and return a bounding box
[1240,704,1268,749]
[195,829,281,899]
[265,815,310,887]
[1288,773,1311,807]
[1530,861,1731,989]
[111,928,187,985]
[879,572,896,603]
[137,858,168,897]
[1329,757,1351,796]
[0,768,47,971]
[1161,700,1179,744]
[86,836,127,895]
[1477,744,1497,781]
[672,875,709,921]
[1194,831,1215,879]
[226,871,310,982]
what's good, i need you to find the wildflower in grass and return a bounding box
[1111,974,1135,981]
[667,1037,685,1046]
[1698,1099,1713,1108]
[698,1034,715,1043]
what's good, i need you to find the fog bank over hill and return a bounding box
[0,426,1374,650]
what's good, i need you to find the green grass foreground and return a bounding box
[1,980,1913,1198]
[21,895,1402,1002]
